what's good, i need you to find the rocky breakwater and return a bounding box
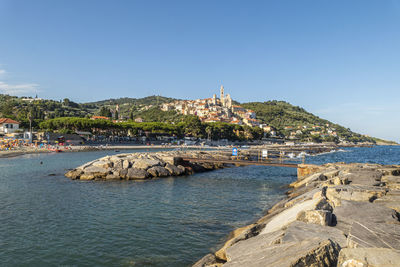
[65,150,228,181]
[194,163,400,267]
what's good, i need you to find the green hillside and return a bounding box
[241,100,374,143]
[0,94,396,144]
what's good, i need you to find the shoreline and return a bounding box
[0,141,373,159]
[0,144,221,159]
[193,162,400,266]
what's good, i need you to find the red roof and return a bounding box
[91,116,110,120]
[0,118,19,124]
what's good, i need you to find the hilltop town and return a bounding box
[161,86,262,127]
[0,92,396,145]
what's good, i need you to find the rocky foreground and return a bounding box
[194,163,400,267]
[65,150,229,180]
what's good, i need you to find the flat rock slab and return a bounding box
[338,248,400,267]
[225,230,285,262]
[281,221,347,249]
[224,238,340,267]
[332,200,400,233]
[325,185,387,206]
[260,196,325,234]
[347,221,400,250]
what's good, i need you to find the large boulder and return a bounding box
[338,248,400,267]
[260,193,330,234]
[122,160,130,169]
[225,229,286,262]
[165,163,185,176]
[132,159,162,170]
[126,168,150,180]
[297,164,325,180]
[92,160,112,169]
[224,238,340,267]
[65,169,83,179]
[147,166,170,177]
[296,210,333,226]
[215,223,264,261]
[280,221,347,248]
[80,166,110,180]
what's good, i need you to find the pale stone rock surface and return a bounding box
[165,163,185,176]
[347,221,400,250]
[126,168,150,180]
[332,200,399,233]
[132,159,162,170]
[338,248,400,267]
[224,238,340,267]
[296,210,333,226]
[147,166,170,177]
[325,185,387,206]
[281,221,347,248]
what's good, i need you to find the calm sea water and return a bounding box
[0,146,399,266]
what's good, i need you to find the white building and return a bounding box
[0,118,20,134]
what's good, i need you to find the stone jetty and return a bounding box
[194,163,400,267]
[65,150,230,180]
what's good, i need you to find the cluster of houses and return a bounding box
[284,124,338,140]
[161,86,265,128]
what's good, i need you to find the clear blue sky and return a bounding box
[0,0,399,142]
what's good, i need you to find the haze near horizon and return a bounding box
[0,0,399,142]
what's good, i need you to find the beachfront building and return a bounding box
[0,118,20,134]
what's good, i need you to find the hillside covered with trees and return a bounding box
[241,100,373,143]
[0,94,391,143]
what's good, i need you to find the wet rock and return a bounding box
[338,248,400,267]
